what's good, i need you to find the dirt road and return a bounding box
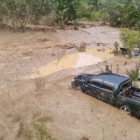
[1,76,140,140]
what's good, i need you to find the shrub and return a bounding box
[110,41,119,55]
[127,69,139,81]
[99,8,109,24]
[114,41,119,49]
[0,0,53,30]
[77,43,86,52]
[91,12,100,20]
[109,4,140,29]
[120,28,139,51]
[74,19,80,26]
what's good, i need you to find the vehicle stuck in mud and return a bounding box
[71,73,140,118]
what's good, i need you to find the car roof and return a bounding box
[91,73,130,84]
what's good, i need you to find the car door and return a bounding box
[87,79,103,98]
[99,81,115,103]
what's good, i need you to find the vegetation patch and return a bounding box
[110,41,119,56]
[127,68,139,82]
[77,43,87,52]
[0,0,140,31]
[120,28,140,52]
[16,113,55,140]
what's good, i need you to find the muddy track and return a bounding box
[0,26,140,140]
[1,74,140,140]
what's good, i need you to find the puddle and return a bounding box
[74,53,102,68]
[24,48,114,79]
[85,48,114,60]
[27,53,79,79]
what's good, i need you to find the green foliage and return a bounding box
[73,19,80,26]
[85,0,99,20]
[0,1,8,25]
[109,3,140,29]
[114,41,119,49]
[99,8,109,24]
[87,0,99,10]
[0,0,140,30]
[110,41,119,55]
[109,4,125,27]
[91,12,100,20]
[120,28,139,51]
[54,0,84,24]
[0,0,53,29]
[127,69,139,81]
[30,0,52,25]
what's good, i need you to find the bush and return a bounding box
[55,0,83,25]
[74,19,80,26]
[91,12,100,20]
[109,4,140,29]
[0,0,53,30]
[110,41,119,55]
[77,43,86,52]
[120,28,139,51]
[127,69,139,81]
[99,8,109,24]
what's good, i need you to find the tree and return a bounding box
[0,0,53,29]
[109,4,125,27]
[99,8,108,24]
[29,0,53,25]
[54,0,83,24]
[88,0,99,10]
[0,0,8,26]
[86,0,99,20]
[109,3,140,29]
[120,28,139,51]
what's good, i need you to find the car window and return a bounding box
[89,79,102,87]
[120,80,131,92]
[102,81,115,92]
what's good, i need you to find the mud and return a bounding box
[0,26,140,140]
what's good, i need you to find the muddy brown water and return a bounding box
[22,48,114,79]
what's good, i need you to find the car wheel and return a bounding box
[120,105,131,115]
[76,86,82,92]
[85,89,90,95]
